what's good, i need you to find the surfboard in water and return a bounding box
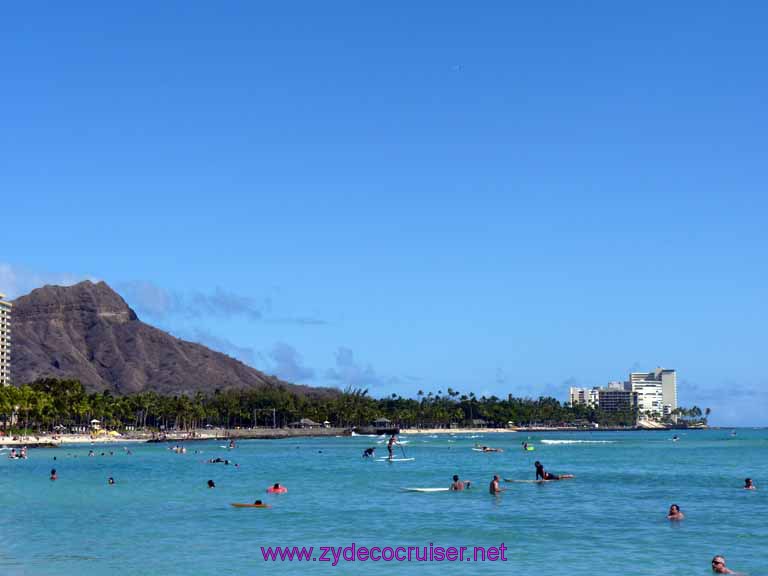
[376,457,415,462]
[503,477,574,483]
[401,487,449,493]
[230,503,271,508]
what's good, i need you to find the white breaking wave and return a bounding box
[540,439,616,445]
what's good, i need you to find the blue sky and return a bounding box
[2,2,767,425]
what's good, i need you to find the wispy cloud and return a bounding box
[325,347,398,392]
[118,280,327,326]
[174,329,315,384]
[0,263,98,299]
[179,327,262,367]
[269,342,315,382]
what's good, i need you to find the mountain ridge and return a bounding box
[10,281,331,397]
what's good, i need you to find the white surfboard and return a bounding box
[504,478,574,483]
[402,487,449,493]
[376,457,415,462]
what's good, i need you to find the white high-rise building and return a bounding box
[569,387,599,407]
[0,293,11,386]
[630,368,677,419]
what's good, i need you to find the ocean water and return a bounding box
[1,429,766,575]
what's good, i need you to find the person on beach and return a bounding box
[387,434,399,461]
[50,469,57,481]
[207,480,215,488]
[489,475,504,495]
[535,461,574,481]
[711,555,736,574]
[362,447,375,458]
[667,504,684,520]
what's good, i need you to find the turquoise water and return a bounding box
[1,429,766,575]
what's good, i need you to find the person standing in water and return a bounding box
[489,475,504,495]
[450,475,466,491]
[387,434,399,461]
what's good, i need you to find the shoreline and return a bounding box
[2,424,710,447]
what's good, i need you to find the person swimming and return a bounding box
[362,447,376,458]
[534,460,574,481]
[667,504,684,520]
[450,474,465,491]
[744,478,756,490]
[50,468,57,481]
[207,480,215,488]
[108,477,115,485]
[267,483,287,494]
[711,555,737,574]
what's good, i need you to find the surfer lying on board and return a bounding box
[362,447,376,458]
[475,443,504,453]
[534,461,574,481]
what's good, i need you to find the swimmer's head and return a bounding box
[453,475,459,482]
[669,504,680,513]
[711,556,726,571]
[273,483,280,489]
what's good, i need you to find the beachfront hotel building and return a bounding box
[0,294,10,386]
[569,387,599,407]
[630,368,677,418]
[569,368,678,420]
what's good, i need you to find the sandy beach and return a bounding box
[400,428,518,435]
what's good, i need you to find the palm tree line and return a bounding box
[0,378,708,433]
